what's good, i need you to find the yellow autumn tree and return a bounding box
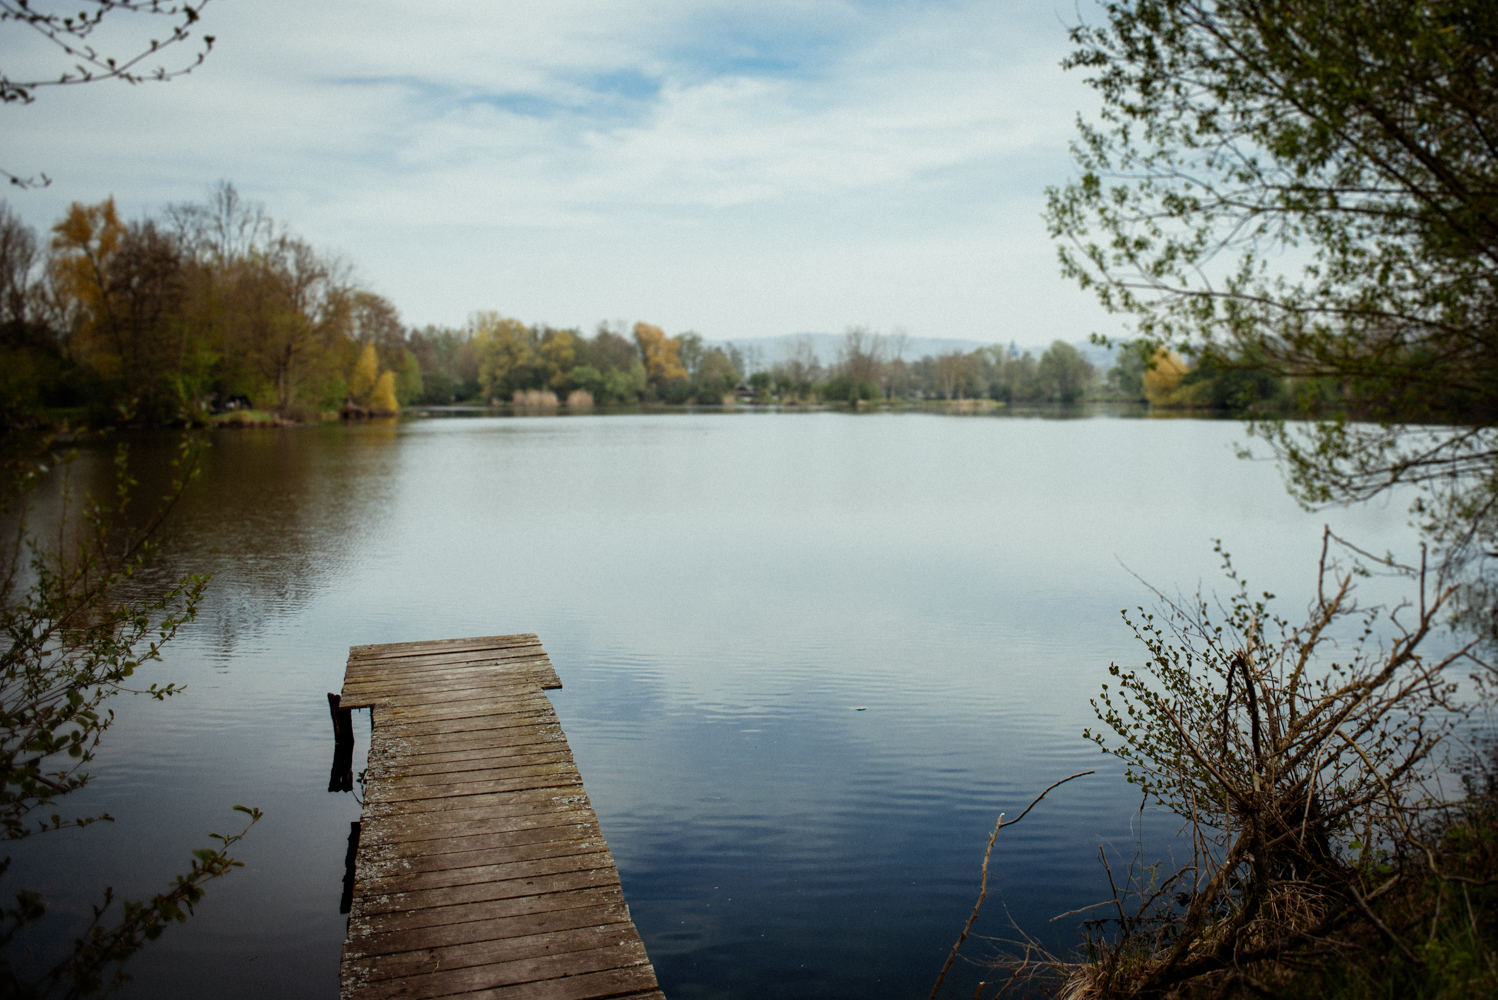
[50,198,198,420]
[633,321,686,395]
[49,198,127,380]
[1142,348,1189,406]
[348,342,379,407]
[539,328,578,391]
[369,370,399,415]
[470,312,536,402]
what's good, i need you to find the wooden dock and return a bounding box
[336,633,663,1000]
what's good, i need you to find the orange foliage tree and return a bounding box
[50,199,197,420]
[633,322,686,396]
[1142,348,1189,407]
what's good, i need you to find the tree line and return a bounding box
[2,185,416,424]
[3,181,1401,425]
[0,181,1179,422]
[0,184,1111,423]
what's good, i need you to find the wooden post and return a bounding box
[327,691,354,746]
[328,740,354,793]
[340,821,360,915]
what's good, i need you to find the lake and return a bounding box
[6,410,1418,998]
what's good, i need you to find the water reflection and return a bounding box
[18,425,403,660]
[161,425,402,659]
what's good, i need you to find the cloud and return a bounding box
[2,0,1117,343]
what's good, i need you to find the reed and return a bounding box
[511,389,560,408]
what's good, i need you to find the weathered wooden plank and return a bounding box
[344,681,553,709]
[344,651,548,674]
[365,755,579,785]
[345,900,635,962]
[355,822,603,867]
[342,667,555,696]
[357,849,619,897]
[366,725,570,758]
[366,713,561,741]
[345,646,553,670]
[364,766,585,804]
[347,658,554,680]
[375,750,575,782]
[357,834,610,882]
[349,925,651,987]
[361,787,589,823]
[347,634,543,658]
[353,966,666,1000]
[347,939,650,1000]
[456,965,663,1000]
[342,674,557,701]
[365,724,562,749]
[357,691,556,719]
[342,637,562,694]
[343,656,551,682]
[339,634,659,1000]
[348,633,542,656]
[352,866,624,918]
[345,886,628,942]
[342,660,558,696]
[356,807,602,848]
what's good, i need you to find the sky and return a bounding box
[3,0,1119,346]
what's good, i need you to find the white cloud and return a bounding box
[3,0,1118,343]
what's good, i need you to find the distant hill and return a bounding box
[714,332,1118,372]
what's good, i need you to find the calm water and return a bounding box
[7,411,1417,998]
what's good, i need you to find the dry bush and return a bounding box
[511,389,559,408]
[565,389,595,409]
[1064,530,1482,997]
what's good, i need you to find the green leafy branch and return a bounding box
[1,438,206,841]
[0,805,261,998]
[0,431,258,995]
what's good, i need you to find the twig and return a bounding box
[1345,882,1418,965]
[928,771,1094,1000]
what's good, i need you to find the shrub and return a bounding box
[1072,531,1480,997]
[511,389,559,409]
